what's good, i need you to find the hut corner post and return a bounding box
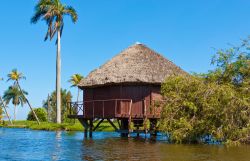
[78,119,91,138]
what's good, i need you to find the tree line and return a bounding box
[0,71,83,124]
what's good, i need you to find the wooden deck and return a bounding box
[67,99,163,137]
[67,99,162,119]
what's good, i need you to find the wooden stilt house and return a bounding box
[68,43,186,137]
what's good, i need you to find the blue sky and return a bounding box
[0,0,250,120]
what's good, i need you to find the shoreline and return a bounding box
[0,120,116,132]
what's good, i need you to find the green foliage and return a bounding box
[160,76,250,144]
[27,108,47,122]
[160,38,250,144]
[43,89,72,123]
[206,39,250,87]
[0,106,3,121]
[3,85,27,106]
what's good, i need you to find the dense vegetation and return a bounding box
[160,38,250,144]
[27,108,48,122]
[42,89,72,123]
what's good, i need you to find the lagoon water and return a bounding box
[0,128,249,161]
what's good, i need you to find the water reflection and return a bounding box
[52,131,62,161]
[81,137,162,161]
[0,128,250,161]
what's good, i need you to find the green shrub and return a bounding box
[160,75,250,144]
[27,108,47,122]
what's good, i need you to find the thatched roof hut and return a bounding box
[69,43,187,134]
[79,43,186,88]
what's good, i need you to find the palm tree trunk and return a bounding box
[14,105,16,121]
[47,94,50,122]
[56,30,61,124]
[16,81,40,124]
[77,88,80,103]
[0,97,12,125]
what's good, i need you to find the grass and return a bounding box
[0,120,117,132]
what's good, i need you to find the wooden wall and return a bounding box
[83,85,162,118]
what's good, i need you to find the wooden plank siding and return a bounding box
[82,85,162,119]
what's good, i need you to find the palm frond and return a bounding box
[64,6,78,23]
[31,11,45,24]
[7,69,26,82]
[31,0,52,23]
[31,0,78,41]
[3,85,28,107]
[68,74,84,87]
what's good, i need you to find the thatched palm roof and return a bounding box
[79,43,186,88]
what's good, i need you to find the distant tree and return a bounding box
[43,89,72,123]
[0,78,12,124]
[31,0,78,124]
[3,85,27,121]
[27,108,47,122]
[7,69,40,124]
[68,74,83,102]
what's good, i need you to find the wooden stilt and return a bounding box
[93,119,104,131]
[89,119,93,138]
[79,119,89,138]
[120,119,129,137]
[150,119,157,137]
[117,119,121,129]
[84,128,88,138]
[107,119,118,131]
[136,126,140,137]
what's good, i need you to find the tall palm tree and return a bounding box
[7,69,40,124]
[68,74,83,102]
[0,78,12,124]
[3,85,27,121]
[31,0,78,124]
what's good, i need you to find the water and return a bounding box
[0,128,249,161]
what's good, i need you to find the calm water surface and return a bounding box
[0,127,249,161]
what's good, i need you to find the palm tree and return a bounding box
[0,78,12,124]
[7,69,40,124]
[68,74,83,102]
[31,0,78,124]
[3,85,27,121]
[43,89,72,123]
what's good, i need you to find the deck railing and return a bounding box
[68,101,84,116]
[67,99,165,118]
[68,99,132,118]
